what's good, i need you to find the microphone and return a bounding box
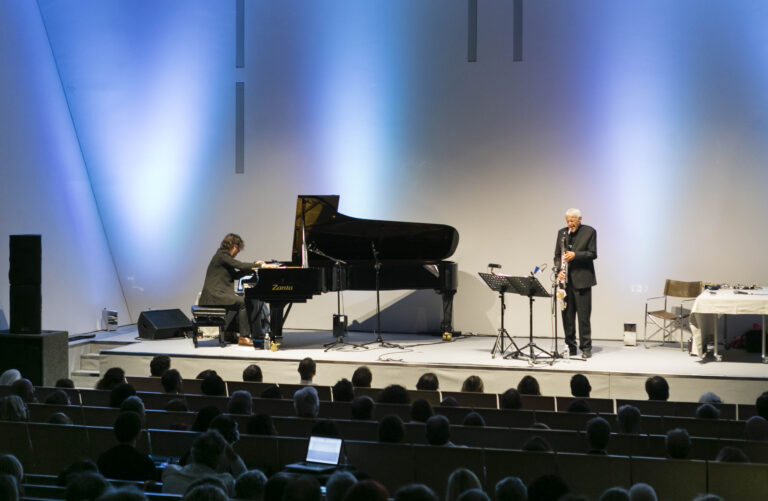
[488,263,501,269]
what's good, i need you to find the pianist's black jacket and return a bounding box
[553,224,597,290]
[200,249,258,305]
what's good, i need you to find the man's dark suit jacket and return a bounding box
[97,444,157,481]
[199,249,256,305]
[553,224,597,290]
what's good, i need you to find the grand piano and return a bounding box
[243,195,459,342]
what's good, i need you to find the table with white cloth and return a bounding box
[690,287,768,362]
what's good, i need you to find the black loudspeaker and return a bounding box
[10,284,41,333]
[137,309,194,340]
[9,235,41,285]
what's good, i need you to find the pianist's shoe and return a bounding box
[238,336,254,347]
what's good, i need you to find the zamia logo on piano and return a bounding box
[272,284,294,291]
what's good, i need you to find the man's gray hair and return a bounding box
[629,482,658,501]
[227,390,253,415]
[565,208,582,218]
[293,386,320,418]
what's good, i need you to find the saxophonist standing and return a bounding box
[554,208,598,359]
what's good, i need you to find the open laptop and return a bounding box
[286,436,343,474]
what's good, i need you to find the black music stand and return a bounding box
[362,243,403,349]
[506,275,553,363]
[479,273,522,359]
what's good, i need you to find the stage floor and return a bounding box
[88,326,768,405]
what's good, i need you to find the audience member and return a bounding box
[281,474,321,501]
[517,375,541,396]
[440,396,459,407]
[394,483,439,501]
[184,484,228,501]
[161,369,183,394]
[209,414,242,447]
[0,369,21,386]
[644,376,669,401]
[311,419,340,437]
[566,399,590,413]
[120,396,146,421]
[162,431,235,496]
[109,383,136,408]
[352,366,372,388]
[298,357,316,384]
[463,411,486,427]
[10,378,36,403]
[48,412,73,425]
[96,485,148,501]
[586,416,611,454]
[446,468,482,501]
[325,470,356,501]
[228,390,253,415]
[698,391,722,404]
[692,495,724,501]
[499,389,522,410]
[522,436,552,452]
[495,476,527,501]
[599,487,630,501]
[345,479,389,501]
[665,428,691,459]
[0,454,23,497]
[695,403,720,419]
[192,405,222,432]
[416,372,439,391]
[527,474,569,501]
[263,472,292,501]
[570,374,591,398]
[715,446,749,463]
[350,396,374,420]
[628,482,657,501]
[97,411,156,481]
[616,405,641,434]
[56,378,76,389]
[201,374,226,396]
[57,459,99,487]
[149,355,171,377]
[332,378,354,402]
[164,398,189,412]
[0,474,18,501]
[235,469,267,501]
[378,384,410,404]
[294,386,320,418]
[457,489,491,501]
[96,367,126,391]
[426,415,454,446]
[461,376,484,393]
[196,369,217,380]
[756,391,768,420]
[64,471,111,501]
[745,415,768,441]
[243,364,263,382]
[45,389,71,405]
[260,384,282,399]
[0,395,28,421]
[247,414,277,435]
[410,398,434,422]
[379,415,406,443]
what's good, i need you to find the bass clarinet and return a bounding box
[556,230,569,310]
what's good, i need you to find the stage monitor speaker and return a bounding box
[9,235,41,285]
[138,309,193,340]
[10,284,41,333]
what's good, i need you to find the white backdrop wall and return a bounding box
[2,1,768,338]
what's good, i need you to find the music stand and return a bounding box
[505,275,553,363]
[479,273,522,359]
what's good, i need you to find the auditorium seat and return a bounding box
[435,406,536,428]
[33,386,80,405]
[519,395,556,411]
[484,448,556,488]
[28,403,84,425]
[276,435,308,467]
[344,441,416,494]
[233,434,281,476]
[146,410,195,429]
[440,391,497,409]
[0,420,34,469]
[661,415,745,440]
[78,389,111,407]
[556,396,615,413]
[708,460,768,499]
[555,452,631,499]
[146,429,198,459]
[674,401,736,420]
[616,399,674,417]
[630,456,707,500]
[88,426,151,459]
[80,406,121,427]
[27,422,90,474]
[738,403,757,420]
[252,397,296,416]
[413,444,485,499]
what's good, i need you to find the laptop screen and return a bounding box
[305,436,343,465]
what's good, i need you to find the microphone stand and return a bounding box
[362,242,403,349]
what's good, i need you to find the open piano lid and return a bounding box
[291,195,459,264]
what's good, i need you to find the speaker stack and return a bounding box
[138,309,194,340]
[9,235,42,333]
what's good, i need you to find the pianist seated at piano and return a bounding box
[199,233,276,347]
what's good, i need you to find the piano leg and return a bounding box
[268,301,287,343]
[440,289,456,334]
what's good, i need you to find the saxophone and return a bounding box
[556,231,568,310]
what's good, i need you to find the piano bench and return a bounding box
[190,305,229,348]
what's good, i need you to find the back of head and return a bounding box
[463,411,486,427]
[243,364,263,382]
[527,474,569,501]
[164,398,188,412]
[264,472,291,501]
[746,415,768,440]
[293,386,320,418]
[446,468,481,501]
[56,378,75,389]
[220,233,244,251]
[281,474,321,501]
[325,470,356,501]
[0,474,18,501]
[715,445,749,463]
[113,411,142,443]
[645,376,669,401]
[332,378,354,402]
[161,369,182,393]
[617,405,641,434]
[345,480,389,501]
[440,396,459,407]
[109,383,136,408]
[517,375,541,396]
[149,355,171,377]
[416,372,439,391]
[698,392,722,404]
[45,389,71,406]
[522,436,552,452]
[500,389,522,410]
[410,399,434,422]
[184,484,228,501]
[599,487,630,501]
[65,471,110,501]
[0,369,21,386]
[209,414,240,444]
[246,413,276,435]
[570,374,591,398]
[379,414,405,443]
[298,357,316,381]
[586,416,611,451]
[665,428,691,459]
[628,482,657,501]
[457,489,491,501]
[227,390,253,415]
[260,384,282,399]
[235,469,267,500]
[352,366,372,387]
[756,391,768,420]
[11,379,35,403]
[57,459,98,487]
[96,485,148,501]
[120,396,145,417]
[495,476,527,501]
[201,374,226,396]
[97,367,125,391]
[425,415,451,445]
[461,376,484,393]
[0,455,22,486]
[196,369,217,380]
[378,384,410,404]
[350,396,374,420]
[566,399,590,413]
[191,430,226,469]
[48,411,73,425]
[695,403,720,419]
[394,483,439,501]
[0,395,28,421]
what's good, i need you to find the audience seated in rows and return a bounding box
[379,384,410,404]
[326,470,356,501]
[351,396,374,420]
[379,415,406,443]
[236,469,267,501]
[446,467,482,501]
[665,428,691,459]
[149,355,171,377]
[202,374,227,396]
[410,398,434,422]
[298,357,316,385]
[11,378,36,403]
[97,411,156,481]
[500,388,522,410]
[0,395,28,421]
[228,390,253,415]
[294,386,320,418]
[426,415,454,446]
[45,389,71,405]
[352,366,372,388]
[394,483,439,501]
[495,476,527,501]
[243,363,263,382]
[463,411,486,427]
[461,375,484,393]
[645,376,669,401]
[346,479,389,501]
[617,405,641,434]
[587,416,611,455]
[96,367,126,391]
[416,372,439,391]
[161,369,183,393]
[518,375,541,396]
[332,378,354,402]
[109,382,136,408]
[570,373,592,398]
[162,430,236,496]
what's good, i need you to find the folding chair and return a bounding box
[644,279,702,349]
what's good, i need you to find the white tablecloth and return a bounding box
[690,288,768,357]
